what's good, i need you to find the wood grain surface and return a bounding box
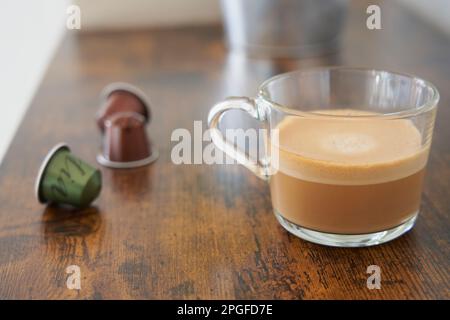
[0,0,448,299]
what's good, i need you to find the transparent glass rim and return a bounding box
[258,66,440,119]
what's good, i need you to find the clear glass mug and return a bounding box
[208,67,439,247]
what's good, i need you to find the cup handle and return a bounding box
[207,97,269,181]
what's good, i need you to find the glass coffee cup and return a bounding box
[208,67,439,247]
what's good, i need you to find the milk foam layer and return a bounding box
[272,110,429,185]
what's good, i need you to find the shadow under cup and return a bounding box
[208,67,439,247]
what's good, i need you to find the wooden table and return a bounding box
[0,0,448,299]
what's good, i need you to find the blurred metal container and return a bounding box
[220,0,348,58]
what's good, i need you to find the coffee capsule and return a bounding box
[96,82,151,132]
[35,143,102,208]
[97,112,158,169]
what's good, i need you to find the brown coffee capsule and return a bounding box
[97,112,158,169]
[96,82,151,132]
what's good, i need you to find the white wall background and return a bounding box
[0,0,448,165]
[74,0,221,30]
[0,0,68,163]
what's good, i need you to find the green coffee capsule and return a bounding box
[35,143,102,208]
